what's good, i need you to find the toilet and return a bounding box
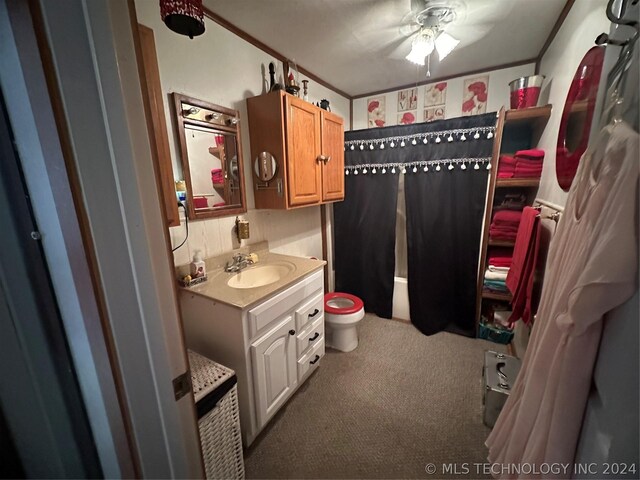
[324,292,365,352]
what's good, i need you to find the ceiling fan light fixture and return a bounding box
[435,31,459,60]
[405,29,435,66]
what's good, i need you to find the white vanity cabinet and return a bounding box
[179,268,325,446]
[251,314,297,427]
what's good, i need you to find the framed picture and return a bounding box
[367,96,386,128]
[462,76,489,116]
[425,82,447,107]
[398,111,417,125]
[397,88,418,112]
[424,106,445,122]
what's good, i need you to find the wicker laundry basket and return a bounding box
[188,350,245,479]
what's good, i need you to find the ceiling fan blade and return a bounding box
[354,25,420,54]
[445,24,493,45]
[386,36,418,60]
[453,0,513,27]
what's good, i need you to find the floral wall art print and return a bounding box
[462,76,489,116]
[397,88,417,125]
[398,111,416,125]
[424,82,447,122]
[367,96,386,128]
[397,88,418,111]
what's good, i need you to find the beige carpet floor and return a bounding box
[244,314,506,479]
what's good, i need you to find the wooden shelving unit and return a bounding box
[488,239,515,247]
[474,105,552,332]
[504,104,552,127]
[482,290,513,302]
[496,178,540,188]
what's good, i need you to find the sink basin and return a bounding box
[227,262,295,289]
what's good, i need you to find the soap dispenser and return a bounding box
[190,250,206,278]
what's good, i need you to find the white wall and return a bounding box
[535,0,610,206]
[134,1,350,265]
[351,63,535,130]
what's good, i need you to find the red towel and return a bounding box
[193,197,208,209]
[497,156,517,178]
[515,160,543,168]
[506,207,541,325]
[490,231,518,241]
[499,155,517,167]
[492,209,523,226]
[515,159,543,167]
[514,166,541,173]
[513,170,542,179]
[490,227,520,235]
[211,168,224,185]
[514,148,545,160]
[489,257,513,267]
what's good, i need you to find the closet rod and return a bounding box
[534,198,564,213]
[534,199,563,223]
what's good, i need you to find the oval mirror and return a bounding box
[556,46,605,191]
[254,152,278,182]
[173,93,247,220]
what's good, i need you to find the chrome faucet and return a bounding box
[224,253,254,273]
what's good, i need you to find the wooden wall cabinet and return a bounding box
[246,91,344,209]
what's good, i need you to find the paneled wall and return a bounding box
[134,1,350,265]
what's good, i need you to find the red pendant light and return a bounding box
[160,0,205,39]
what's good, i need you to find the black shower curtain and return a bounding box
[405,113,496,336]
[335,113,496,332]
[334,127,401,319]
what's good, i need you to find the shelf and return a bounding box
[482,290,512,302]
[504,104,552,126]
[496,178,540,188]
[488,239,515,247]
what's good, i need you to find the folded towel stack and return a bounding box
[497,155,517,178]
[193,196,209,209]
[488,257,512,267]
[484,268,509,293]
[497,149,545,179]
[483,252,513,293]
[489,209,522,242]
[211,168,224,185]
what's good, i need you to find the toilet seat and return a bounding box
[324,292,364,352]
[324,292,364,314]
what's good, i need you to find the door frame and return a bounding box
[0,0,202,476]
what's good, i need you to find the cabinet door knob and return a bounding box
[310,355,320,365]
[289,329,296,336]
[316,155,326,163]
[324,155,331,164]
[309,332,320,342]
[309,308,320,318]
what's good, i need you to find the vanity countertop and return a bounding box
[178,246,326,310]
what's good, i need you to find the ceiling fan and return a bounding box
[403,0,463,65]
[360,0,503,76]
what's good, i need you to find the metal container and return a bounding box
[482,350,522,428]
[509,75,545,109]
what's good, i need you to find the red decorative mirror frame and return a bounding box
[556,46,605,191]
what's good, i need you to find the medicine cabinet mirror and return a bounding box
[173,93,247,220]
